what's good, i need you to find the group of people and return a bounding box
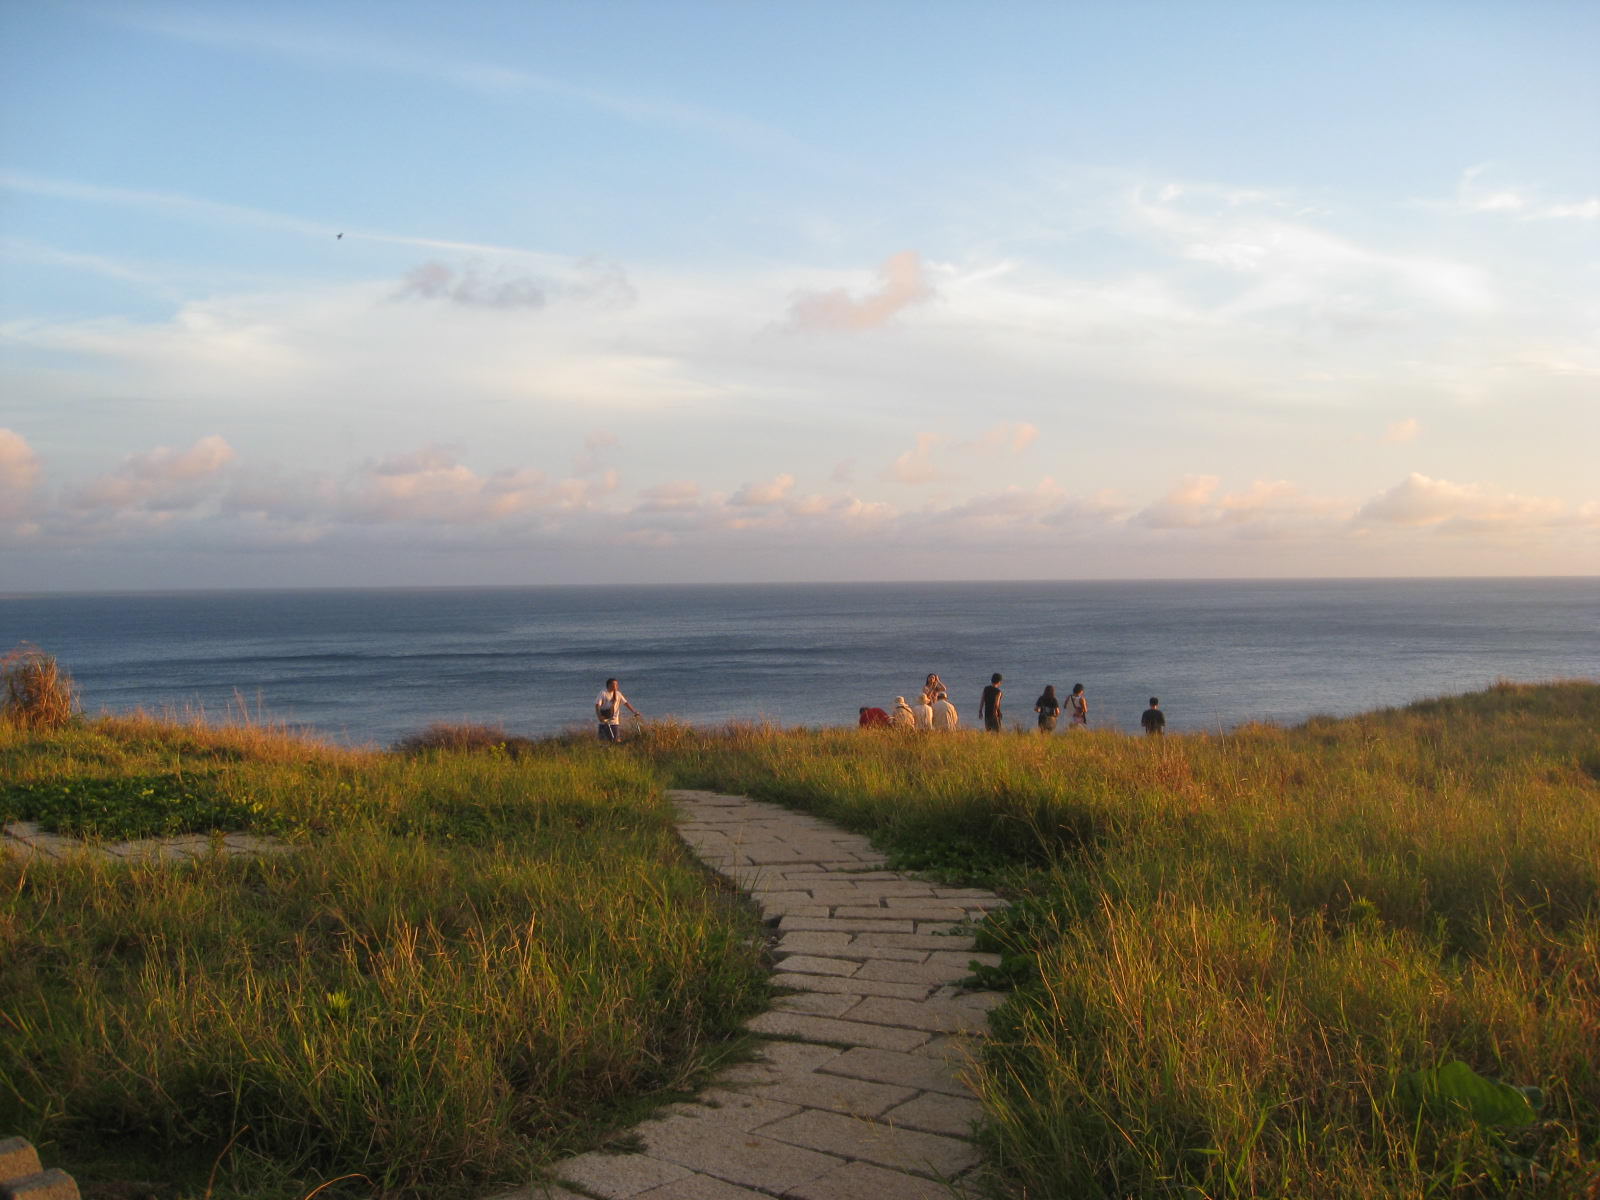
[861,672,1167,735]
[595,672,1165,743]
[858,673,962,731]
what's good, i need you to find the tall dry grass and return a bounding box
[638,681,1600,1198]
[1,644,77,730]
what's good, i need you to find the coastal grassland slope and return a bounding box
[638,681,1600,1199]
[0,714,768,1198]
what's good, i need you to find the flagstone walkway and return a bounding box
[1,820,291,863]
[504,788,1010,1200]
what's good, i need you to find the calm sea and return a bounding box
[1,579,1595,746]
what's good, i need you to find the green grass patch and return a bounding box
[0,771,283,839]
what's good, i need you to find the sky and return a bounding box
[2,0,1598,590]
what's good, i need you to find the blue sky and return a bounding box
[3,0,1597,588]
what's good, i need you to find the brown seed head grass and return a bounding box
[1,643,78,730]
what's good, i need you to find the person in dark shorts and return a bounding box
[1034,684,1061,733]
[979,673,1004,732]
[1141,697,1166,735]
[595,678,641,743]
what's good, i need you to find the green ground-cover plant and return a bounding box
[636,681,1600,1198]
[1,716,769,1199]
[0,771,282,839]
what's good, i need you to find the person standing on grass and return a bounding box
[920,672,946,706]
[1068,682,1088,728]
[595,677,641,743]
[933,691,959,730]
[1034,684,1062,733]
[1141,696,1166,735]
[979,673,1004,732]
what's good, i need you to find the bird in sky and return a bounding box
[336,232,343,239]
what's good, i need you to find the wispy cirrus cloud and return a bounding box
[1453,165,1600,222]
[103,9,828,167]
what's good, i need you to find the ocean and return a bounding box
[1,578,1595,746]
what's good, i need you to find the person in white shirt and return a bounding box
[594,677,641,743]
[914,694,934,729]
[932,691,959,730]
[890,696,917,729]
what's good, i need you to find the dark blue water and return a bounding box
[1,579,1595,746]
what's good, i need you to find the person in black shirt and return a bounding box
[980,673,1004,732]
[1034,684,1061,733]
[1141,697,1166,735]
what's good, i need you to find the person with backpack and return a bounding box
[1068,682,1089,728]
[1034,684,1062,733]
[594,677,641,743]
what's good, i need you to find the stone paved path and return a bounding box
[501,789,1010,1200]
[1,820,291,863]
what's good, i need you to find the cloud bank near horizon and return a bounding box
[3,427,1593,587]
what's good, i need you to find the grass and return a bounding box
[1,645,78,730]
[4,682,1597,1198]
[632,681,1600,1198]
[0,714,769,1199]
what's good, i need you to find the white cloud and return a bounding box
[1134,185,1497,317]
[1382,417,1421,444]
[729,474,796,507]
[1134,474,1223,529]
[633,480,702,512]
[0,429,43,520]
[1353,473,1570,531]
[788,251,934,332]
[967,422,1039,455]
[1134,475,1343,533]
[68,435,236,512]
[1453,165,1600,222]
[884,433,949,485]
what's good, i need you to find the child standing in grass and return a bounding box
[1068,682,1088,728]
[1141,696,1166,735]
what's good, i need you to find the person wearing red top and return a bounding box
[858,705,892,728]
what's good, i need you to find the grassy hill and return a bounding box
[3,679,1597,1198]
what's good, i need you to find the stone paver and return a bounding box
[786,1158,974,1200]
[883,1091,987,1137]
[531,788,1010,1200]
[757,1107,980,1178]
[1,821,292,863]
